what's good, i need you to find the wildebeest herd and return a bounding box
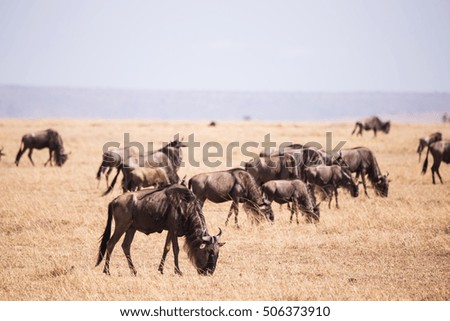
[5,118,450,277]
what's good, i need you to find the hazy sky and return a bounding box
[0,0,449,92]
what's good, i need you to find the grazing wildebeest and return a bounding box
[0,146,5,161]
[305,165,359,209]
[15,129,69,167]
[340,146,389,197]
[417,132,442,162]
[244,154,298,185]
[189,168,274,226]
[122,166,170,191]
[96,184,224,276]
[261,179,320,223]
[277,146,346,181]
[421,140,450,184]
[102,138,186,196]
[351,116,391,137]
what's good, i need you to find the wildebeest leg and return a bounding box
[373,129,377,137]
[158,232,172,274]
[225,201,239,227]
[360,171,369,197]
[103,224,128,275]
[27,148,35,166]
[121,227,137,276]
[105,167,113,187]
[432,157,443,184]
[291,200,299,224]
[334,186,339,209]
[288,201,294,224]
[327,189,332,209]
[171,233,183,275]
[44,150,53,167]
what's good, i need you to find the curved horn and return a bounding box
[202,235,211,242]
[216,227,222,238]
[386,171,389,177]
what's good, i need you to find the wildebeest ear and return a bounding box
[218,242,226,247]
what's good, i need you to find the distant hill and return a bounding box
[0,85,448,122]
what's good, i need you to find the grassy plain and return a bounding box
[0,119,449,300]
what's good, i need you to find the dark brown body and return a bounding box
[340,147,389,197]
[305,165,359,209]
[417,132,442,162]
[189,168,274,226]
[261,179,320,223]
[15,129,68,167]
[422,140,450,184]
[351,116,391,137]
[96,184,224,276]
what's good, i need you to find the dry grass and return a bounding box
[0,119,449,301]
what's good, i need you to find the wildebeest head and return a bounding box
[55,151,69,166]
[166,185,224,275]
[374,173,389,197]
[197,229,225,275]
[243,199,274,223]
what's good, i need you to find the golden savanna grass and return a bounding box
[0,119,449,300]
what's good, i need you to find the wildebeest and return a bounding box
[96,184,224,276]
[261,179,320,223]
[102,138,186,196]
[15,129,69,167]
[244,154,298,185]
[122,166,170,191]
[96,146,140,188]
[0,146,5,161]
[189,168,274,226]
[305,165,359,209]
[340,146,389,197]
[417,132,442,162]
[351,116,391,137]
[421,140,450,184]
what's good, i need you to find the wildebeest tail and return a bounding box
[421,146,431,175]
[96,202,114,266]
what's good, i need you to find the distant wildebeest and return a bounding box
[15,129,69,167]
[96,184,225,276]
[417,132,442,162]
[351,116,391,137]
[0,146,5,161]
[305,165,359,209]
[340,146,389,197]
[245,154,298,185]
[209,121,217,127]
[421,140,450,184]
[122,166,170,191]
[261,179,320,223]
[102,138,186,196]
[189,168,274,226]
